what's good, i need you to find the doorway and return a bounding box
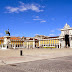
[7,46,8,49]
[65,34,70,47]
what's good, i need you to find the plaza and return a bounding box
[0,48,72,72]
[0,0,72,72]
[0,55,72,72]
[0,48,72,65]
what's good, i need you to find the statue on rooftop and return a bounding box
[5,29,10,36]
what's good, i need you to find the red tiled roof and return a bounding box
[0,37,4,39]
[17,37,21,38]
[0,36,22,40]
[10,37,21,40]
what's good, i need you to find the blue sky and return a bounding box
[0,0,72,37]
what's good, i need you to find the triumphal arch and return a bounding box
[59,23,72,48]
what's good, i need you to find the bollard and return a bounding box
[20,50,22,56]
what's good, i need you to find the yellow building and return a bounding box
[0,37,24,49]
[0,35,60,49]
[38,36,60,48]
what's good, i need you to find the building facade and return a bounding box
[59,23,72,48]
[0,23,72,49]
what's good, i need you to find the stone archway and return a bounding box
[65,34,70,47]
[7,46,8,49]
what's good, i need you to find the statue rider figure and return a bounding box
[5,29,10,36]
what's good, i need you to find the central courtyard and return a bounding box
[0,48,72,72]
[0,48,72,65]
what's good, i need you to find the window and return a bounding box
[18,45,19,47]
[16,45,17,47]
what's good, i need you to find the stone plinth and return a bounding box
[2,36,11,49]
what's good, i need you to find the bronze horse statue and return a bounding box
[5,29,10,36]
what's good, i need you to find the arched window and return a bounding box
[18,44,19,47]
[16,44,17,47]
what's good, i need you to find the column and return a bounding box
[33,38,35,48]
[2,44,3,49]
[69,36,72,48]
[59,39,60,48]
[50,40,51,47]
[14,44,16,49]
[29,42,30,49]
[42,40,43,47]
[23,42,24,48]
[39,40,40,47]
[27,42,28,48]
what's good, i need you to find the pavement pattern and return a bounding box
[0,48,72,65]
[0,56,72,72]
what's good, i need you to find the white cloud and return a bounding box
[49,34,55,36]
[33,19,42,20]
[33,16,42,21]
[40,20,46,23]
[19,1,25,5]
[5,6,19,13]
[33,16,46,23]
[56,28,61,31]
[5,2,44,13]
[35,34,39,35]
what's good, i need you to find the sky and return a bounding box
[0,0,72,37]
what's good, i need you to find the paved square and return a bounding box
[0,48,72,72]
[0,55,72,72]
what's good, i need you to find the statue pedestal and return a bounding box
[2,36,11,49]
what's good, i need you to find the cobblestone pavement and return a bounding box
[0,48,72,65]
[0,56,72,72]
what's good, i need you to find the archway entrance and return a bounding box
[65,34,70,47]
[7,46,8,49]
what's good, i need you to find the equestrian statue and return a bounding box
[5,29,10,36]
